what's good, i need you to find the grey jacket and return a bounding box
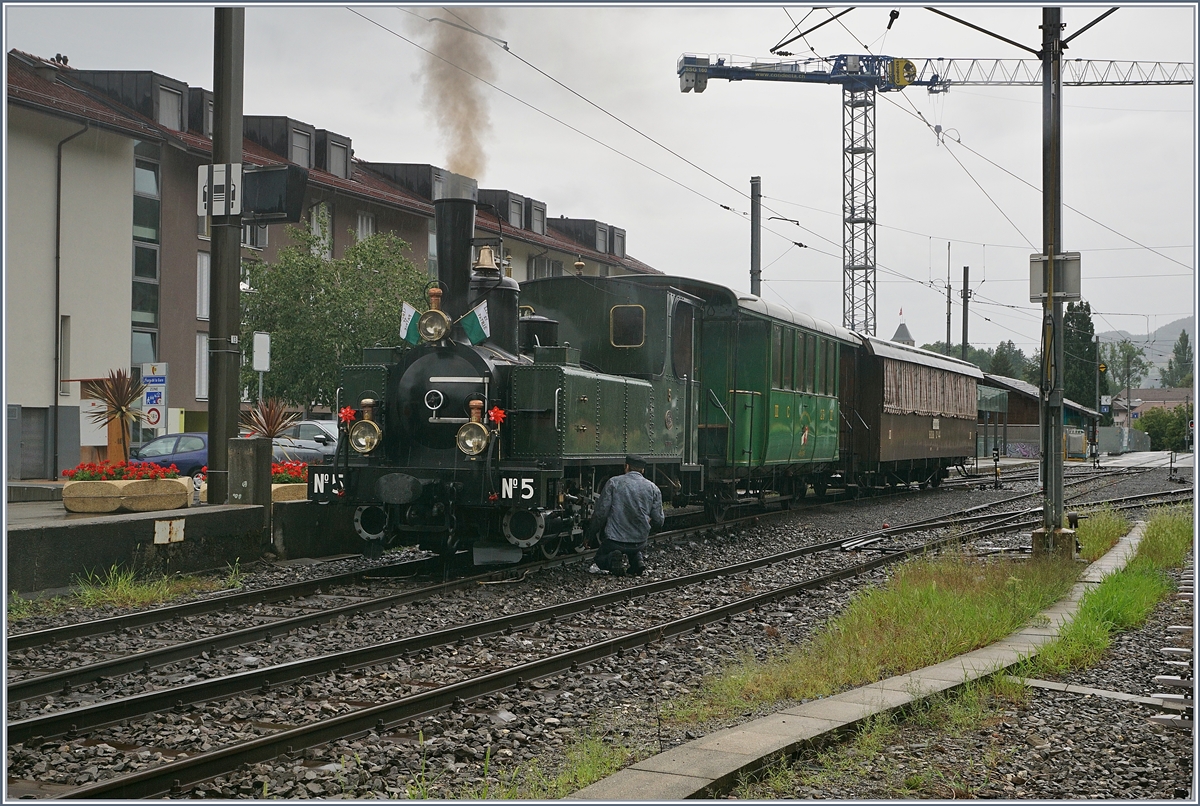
[591,470,664,545]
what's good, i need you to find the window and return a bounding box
[828,342,838,396]
[205,100,214,137]
[132,281,159,326]
[613,230,626,258]
[356,211,376,241]
[771,325,783,388]
[291,129,311,168]
[198,214,210,239]
[805,334,816,392]
[133,196,160,242]
[157,86,182,130]
[138,435,178,458]
[309,202,331,259]
[531,204,545,235]
[814,337,824,395]
[132,331,157,365]
[177,435,205,453]
[508,198,523,228]
[134,244,158,280]
[196,252,210,320]
[134,160,159,196]
[782,329,794,389]
[427,217,437,275]
[527,256,564,280]
[671,303,694,380]
[241,222,268,249]
[610,305,645,348]
[59,315,70,395]
[329,142,349,178]
[196,333,209,400]
[596,225,608,253]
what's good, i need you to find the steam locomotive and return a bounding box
[308,193,982,564]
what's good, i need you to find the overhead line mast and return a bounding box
[677,53,1193,335]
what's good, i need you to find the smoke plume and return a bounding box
[416,7,503,179]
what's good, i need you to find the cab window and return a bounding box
[610,305,645,347]
[670,302,694,379]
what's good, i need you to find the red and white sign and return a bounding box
[145,408,161,426]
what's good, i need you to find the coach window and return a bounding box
[671,302,694,379]
[806,334,817,393]
[828,342,839,395]
[771,325,783,387]
[610,305,645,347]
[782,328,794,389]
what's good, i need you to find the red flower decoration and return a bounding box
[339,406,357,424]
[488,406,506,425]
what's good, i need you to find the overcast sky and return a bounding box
[6,3,1196,359]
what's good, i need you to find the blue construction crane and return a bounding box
[678,53,1193,334]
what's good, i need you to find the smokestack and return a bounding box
[750,176,761,296]
[434,197,476,324]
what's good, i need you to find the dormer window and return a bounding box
[508,198,523,228]
[205,101,213,137]
[291,129,311,168]
[330,142,349,179]
[596,224,608,254]
[157,87,182,131]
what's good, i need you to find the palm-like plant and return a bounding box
[83,369,146,462]
[240,397,300,439]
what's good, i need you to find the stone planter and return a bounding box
[272,483,307,502]
[63,477,191,514]
[198,482,306,503]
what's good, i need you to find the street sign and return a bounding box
[1101,395,1112,406]
[1101,405,1110,414]
[1098,362,1107,374]
[141,362,168,435]
[197,163,242,216]
[252,332,271,373]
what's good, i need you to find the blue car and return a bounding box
[130,432,325,479]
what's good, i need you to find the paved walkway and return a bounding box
[570,523,1149,801]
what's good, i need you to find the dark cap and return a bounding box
[624,454,647,470]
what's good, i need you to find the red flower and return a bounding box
[488,406,506,425]
[339,406,357,424]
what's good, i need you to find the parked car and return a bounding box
[279,420,339,462]
[130,432,326,479]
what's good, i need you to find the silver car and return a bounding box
[279,420,339,462]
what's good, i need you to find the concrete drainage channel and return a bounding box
[570,522,1160,800]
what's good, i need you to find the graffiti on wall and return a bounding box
[1006,442,1040,458]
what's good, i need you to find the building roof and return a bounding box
[1128,387,1194,404]
[9,48,659,276]
[890,322,914,345]
[6,51,164,139]
[983,373,1100,418]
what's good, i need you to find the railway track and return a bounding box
[9,483,1190,799]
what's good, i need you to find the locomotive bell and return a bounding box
[473,246,501,273]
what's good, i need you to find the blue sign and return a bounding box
[146,391,162,405]
[142,376,166,385]
[1100,405,1110,414]
[1131,412,1140,419]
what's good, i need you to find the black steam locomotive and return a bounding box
[309,193,982,564]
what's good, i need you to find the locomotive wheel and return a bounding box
[707,500,731,523]
[539,535,564,559]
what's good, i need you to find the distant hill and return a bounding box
[1096,316,1195,386]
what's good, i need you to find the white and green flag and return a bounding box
[462,301,491,345]
[400,302,421,345]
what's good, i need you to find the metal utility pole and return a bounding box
[1038,6,1066,545]
[206,7,245,505]
[1125,350,1132,451]
[843,76,876,335]
[960,266,971,362]
[750,176,762,296]
[945,245,951,355]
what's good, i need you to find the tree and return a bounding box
[83,369,146,462]
[1134,403,1193,451]
[1023,349,1042,386]
[1159,330,1194,388]
[240,224,430,412]
[1104,340,1151,398]
[1064,301,1105,410]
[988,340,1027,379]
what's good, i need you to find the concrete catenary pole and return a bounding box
[1037,6,1066,548]
[750,176,761,297]
[206,7,245,505]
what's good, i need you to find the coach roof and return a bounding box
[861,335,985,379]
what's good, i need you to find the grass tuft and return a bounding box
[452,732,633,799]
[1023,504,1192,676]
[73,565,225,610]
[669,551,1078,723]
[1075,507,1129,561]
